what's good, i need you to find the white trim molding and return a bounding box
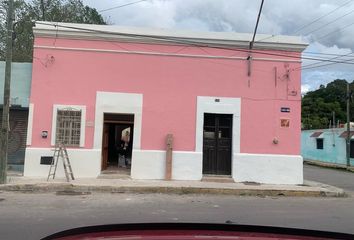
[33,21,308,52]
[93,92,143,150]
[196,96,241,168]
[233,153,303,184]
[51,104,86,147]
[26,103,34,146]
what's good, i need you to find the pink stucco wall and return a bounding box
[30,37,302,155]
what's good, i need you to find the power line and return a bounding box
[303,51,354,57]
[99,0,147,13]
[293,52,354,72]
[299,56,354,71]
[294,0,353,34]
[316,20,354,40]
[302,8,354,36]
[296,52,354,70]
[257,0,354,43]
[35,22,354,65]
[301,61,348,71]
[301,58,354,71]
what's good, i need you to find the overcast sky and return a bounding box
[82,0,354,93]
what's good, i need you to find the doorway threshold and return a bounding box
[202,175,234,183]
[98,166,131,179]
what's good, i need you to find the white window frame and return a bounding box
[51,104,86,147]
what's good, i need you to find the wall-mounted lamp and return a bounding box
[273,137,279,144]
[41,131,48,138]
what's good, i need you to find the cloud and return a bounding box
[301,42,354,90]
[301,84,311,95]
[84,0,354,49]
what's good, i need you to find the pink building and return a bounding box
[24,21,307,184]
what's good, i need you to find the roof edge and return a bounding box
[33,21,308,52]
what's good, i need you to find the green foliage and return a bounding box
[0,0,106,62]
[302,79,354,129]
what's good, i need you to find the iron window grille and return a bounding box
[55,108,82,147]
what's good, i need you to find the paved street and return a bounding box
[304,164,354,192]
[0,192,354,239]
[0,165,353,240]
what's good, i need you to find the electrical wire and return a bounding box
[303,51,354,57]
[316,20,354,40]
[98,0,147,13]
[295,52,353,71]
[296,55,354,71]
[302,8,354,36]
[294,0,353,34]
[256,0,353,43]
[35,22,354,65]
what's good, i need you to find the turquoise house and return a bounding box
[0,62,32,172]
[301,128,354,166]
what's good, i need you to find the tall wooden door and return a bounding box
[203,113,232,175]
[101,123,109,170]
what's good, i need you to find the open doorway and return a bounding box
[101,113,134,174]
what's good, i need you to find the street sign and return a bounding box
[281,107,290,113]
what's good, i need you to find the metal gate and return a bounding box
[0,108,28,168]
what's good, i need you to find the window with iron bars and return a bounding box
[55,108,82,147]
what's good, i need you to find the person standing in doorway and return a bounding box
[118,129,130,168]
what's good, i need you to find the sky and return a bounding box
[81,0,354,94]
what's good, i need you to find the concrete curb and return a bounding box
[0,182,346,198]
[304,160,354,173]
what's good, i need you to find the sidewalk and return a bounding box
[304,159,354,172]
[0,175,346,197]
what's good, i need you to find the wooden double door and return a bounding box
[203,113,232,175]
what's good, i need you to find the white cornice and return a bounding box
[33,21,308,52]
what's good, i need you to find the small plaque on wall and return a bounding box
[280,118,290,128]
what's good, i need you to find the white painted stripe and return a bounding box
[34,45,301,63]
[26,103,34,146]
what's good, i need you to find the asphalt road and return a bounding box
[0,165,353,240]
[304,164,354,192]
[1,190,354,240]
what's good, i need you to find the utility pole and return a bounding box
[346,82,351,167]
[40,0,46,21]
[247,0,265,77]
[0,0,14,184]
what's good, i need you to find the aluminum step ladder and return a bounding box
[47,143,75,182]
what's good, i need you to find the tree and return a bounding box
[302,79,354,130]
[0,0,106,62]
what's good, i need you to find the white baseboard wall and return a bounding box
[24,148,303,184]
[24,148,101,178]
[131,150,202,180]
[233,153,303,184]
